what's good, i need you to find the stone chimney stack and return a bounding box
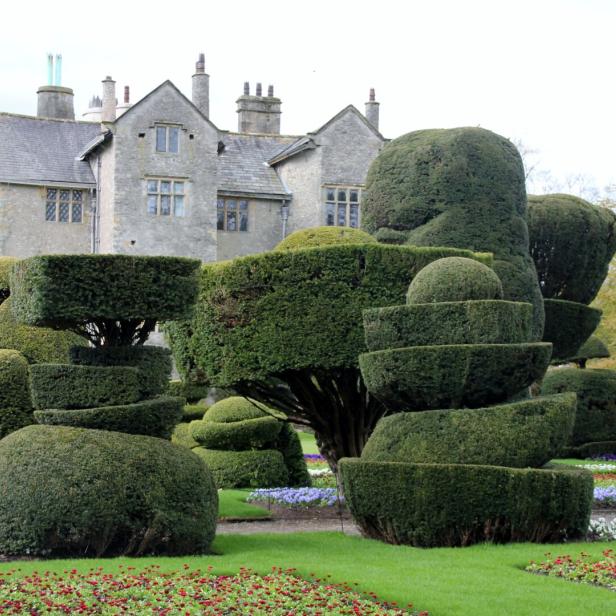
[192,53,210,119]
[101,76,116,123]
[116,85,132,117]
[236,81,281,134]
[37,53,75,120]
[365,88,380,131]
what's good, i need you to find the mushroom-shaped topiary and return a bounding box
[275,226,377,251]
[406,257,503,304]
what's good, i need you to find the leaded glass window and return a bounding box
[217,198,249,232]
[146,179,186,217]
[324,186,362,227]
[45,188,83,223]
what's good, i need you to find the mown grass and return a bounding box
[218,489,271,520]
[0,534,614,615]
[298,430,320,454]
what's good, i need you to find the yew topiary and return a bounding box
[275,226,376,251]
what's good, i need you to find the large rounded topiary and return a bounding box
[361,127,544,338]
[406,257,503,304]
[0,425,218,558]
[275,226,376,251]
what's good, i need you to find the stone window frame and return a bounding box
[155,124,181,154]
[217,198,249,232]
[324,185,361,228]
[146,179,186,217]
[45,188,84,224]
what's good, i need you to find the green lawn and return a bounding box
[218,489,271,520]
[1,534,614,615]
[298,430,320,454]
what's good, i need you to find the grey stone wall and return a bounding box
[0,183,90,256]
[104,83,218,262]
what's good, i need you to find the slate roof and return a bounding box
[218,133,299,198]
[0,113,100,186]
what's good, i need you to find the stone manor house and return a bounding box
[0,55,385,261]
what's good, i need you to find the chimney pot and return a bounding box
[268,85,274,97]
[369,88,375,102]
[244,81,250,95]
[195,52,205,74]
[124,86,130,104]
[256,82,262,97]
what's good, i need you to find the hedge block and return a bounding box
[0,349,32,438]
[191,415,282,450]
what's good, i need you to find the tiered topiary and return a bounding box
[0,255,218,558]
[181,396,310,489]
[340,256,593,547]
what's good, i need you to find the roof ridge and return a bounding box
[0,112,97,125]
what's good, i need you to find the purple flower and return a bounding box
[247,487,343,508]
[590,453,616,461]
[594,486,616,507]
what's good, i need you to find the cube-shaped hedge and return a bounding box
[10,254,200,326]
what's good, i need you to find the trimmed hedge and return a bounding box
[0,256,18,304]
[34,396,184,439]
[204,396,282,423]
[30,364,141,410]
[0,299,86,364]
[406,257,503,304]
[363,300,532,351]
[361,127,544,339]
[275,226,377,251]
[541,368,616,446]
[361,393,575,468]
[172,421,200,449]
[183,404,207,422]
[0,349,32,439]
[542,299,602,361]
[0,425,218,557]
[340,459,593,547]
[277,422,312,487]
[69,345,172,397]
[528,193,616,304]
[167,380,209,403]
[193,447,289,488]
[568,335,610,367]
[359,342,552,410]
[182,244,492,386]
[191,415,282,450]
[10,254,200,325]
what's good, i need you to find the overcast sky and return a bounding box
[2,0,614,194]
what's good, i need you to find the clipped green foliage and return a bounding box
[34,397,184,440]
[363,300,532,351]
[528,194,616,304]
[193,448,288,489]
[183,404,207,422]
[406,257,503,304]
[359,342,551,410]
[361,393,575,468]
[0,425,218,557]
[204,396,281,423]
[541,368,616,446]
[167,380,209,403]
[172,422,200,449]
[567,335,610,367]
[277,423,312,487]
[0,299,86,364]
[543,299,602,360]
[11,255,200,326]
[0,349,32,439]
[340,459,592,547]
[275,226,377,251]
[191,415,282,450]
[0,256,18,304]
[361,127,544,338]
[30,364,141,410]
[69,345,172,397]
[187,244,491,386]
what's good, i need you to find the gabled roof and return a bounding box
[218,133,297,199]
[0,113,100,186]
[309,104,385,141]
[267,136,316,166]
[76,129,112,161]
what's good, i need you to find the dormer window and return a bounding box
[156,125,180,153]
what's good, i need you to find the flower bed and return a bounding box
[594,486,616,507]
[526,549,616,591]
[248,487,342,508]
[304,453,326,465]
[588,517,616,541]
[0,565,422,615]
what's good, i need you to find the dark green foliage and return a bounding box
[340,459,592,547]
[406,257,503,304]
[564,441,616,458]
[277,423,312,487]
[0,425,218,557]
[204,396,281,423]
[0,257,18,304]
[0,349,32,439]
[528,193,616,304]
[363,300,532,351]
[541,368,616,446]
[69,345,172,397]
[359,342,552,410]
[275,226,377,251]
[172,421,200,449]
[191,415,282,450]
[34,396,184,439]
[361,393,575,468]
[10,255,200,346]
[567,335,610,367]
[183,404,207,421]
[193,447,289,489]
[167,380,209,403]
[30,364,141,410]
[361,127,544,338]
[0,299,86,364]
[543,299,602,360]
